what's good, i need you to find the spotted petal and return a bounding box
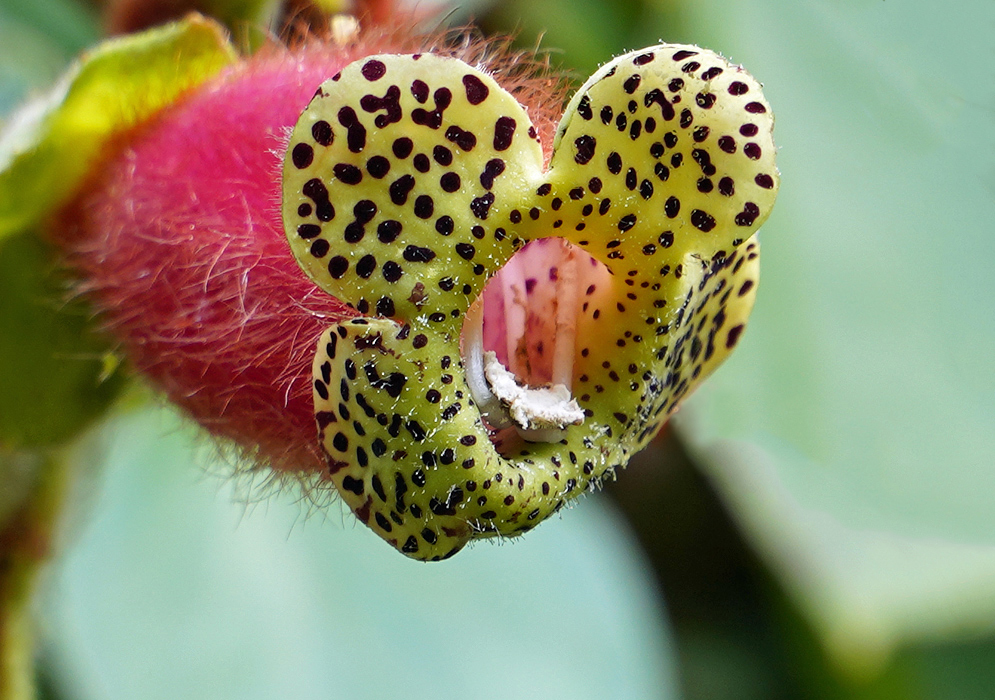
[283,53,542,329]
[514,43,777,451]
[546,43,778,263]
[283,45,777,559]
[312,317,567,560]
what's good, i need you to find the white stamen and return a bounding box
[483,351,585,433]
[462,298,512,429]
[500,253,529,378]
[463,299,585,442]
[461,240,599,443]
[551,242,581,387]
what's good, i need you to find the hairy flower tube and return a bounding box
[54,21,778,560]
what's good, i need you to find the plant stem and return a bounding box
[0,452,71,700]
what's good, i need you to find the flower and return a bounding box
[284,46,778,559]
[58,24,777,560]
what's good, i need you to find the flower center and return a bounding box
[461,238,612,448]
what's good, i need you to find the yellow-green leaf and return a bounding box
[0,14,237,239]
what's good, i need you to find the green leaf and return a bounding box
[669,0,995,675]
[46,405,680,700]
[0,232,125,448]
[0,13,237,240]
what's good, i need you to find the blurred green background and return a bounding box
[2,0,994,698]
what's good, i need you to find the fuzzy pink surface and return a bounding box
[61,35,567,474]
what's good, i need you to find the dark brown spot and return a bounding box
[479,158,506,190]
[577,95,593,120]
[435,215,454,235]
[411,87,452,129]
[337,106,367,153]
[382,261,403,282]
[403,244,436,262]
[607,152,622,174]
[410,79,429,103]
[361,59,386,81]
[755,173,775,189]
[470,192,495,219]
[392,137,413,159]
[310,239,329,257]
[691,209,717,231]
[334,163,362,185]
[735,202,761,226]
[575,135,596,164]
[353,199,377,224]
[367,155,390,178]
[414,195,434,219]
[695,92,717,109]
[343,222,365,243]
[297,224,321,239]
[433,145,453,166]
[462,74,489,104]
[328,256,348,278]
[727,324,744,347]
[445,125,477,151]
[377,219,401,243]
[311,120,333,146]
[493,116,517,151]
[623,74,642,94]
[440,172,461,192]
[389,175,416,205]
[292,143,313,169]
[356,254,376,278]
[376,296,395,316]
